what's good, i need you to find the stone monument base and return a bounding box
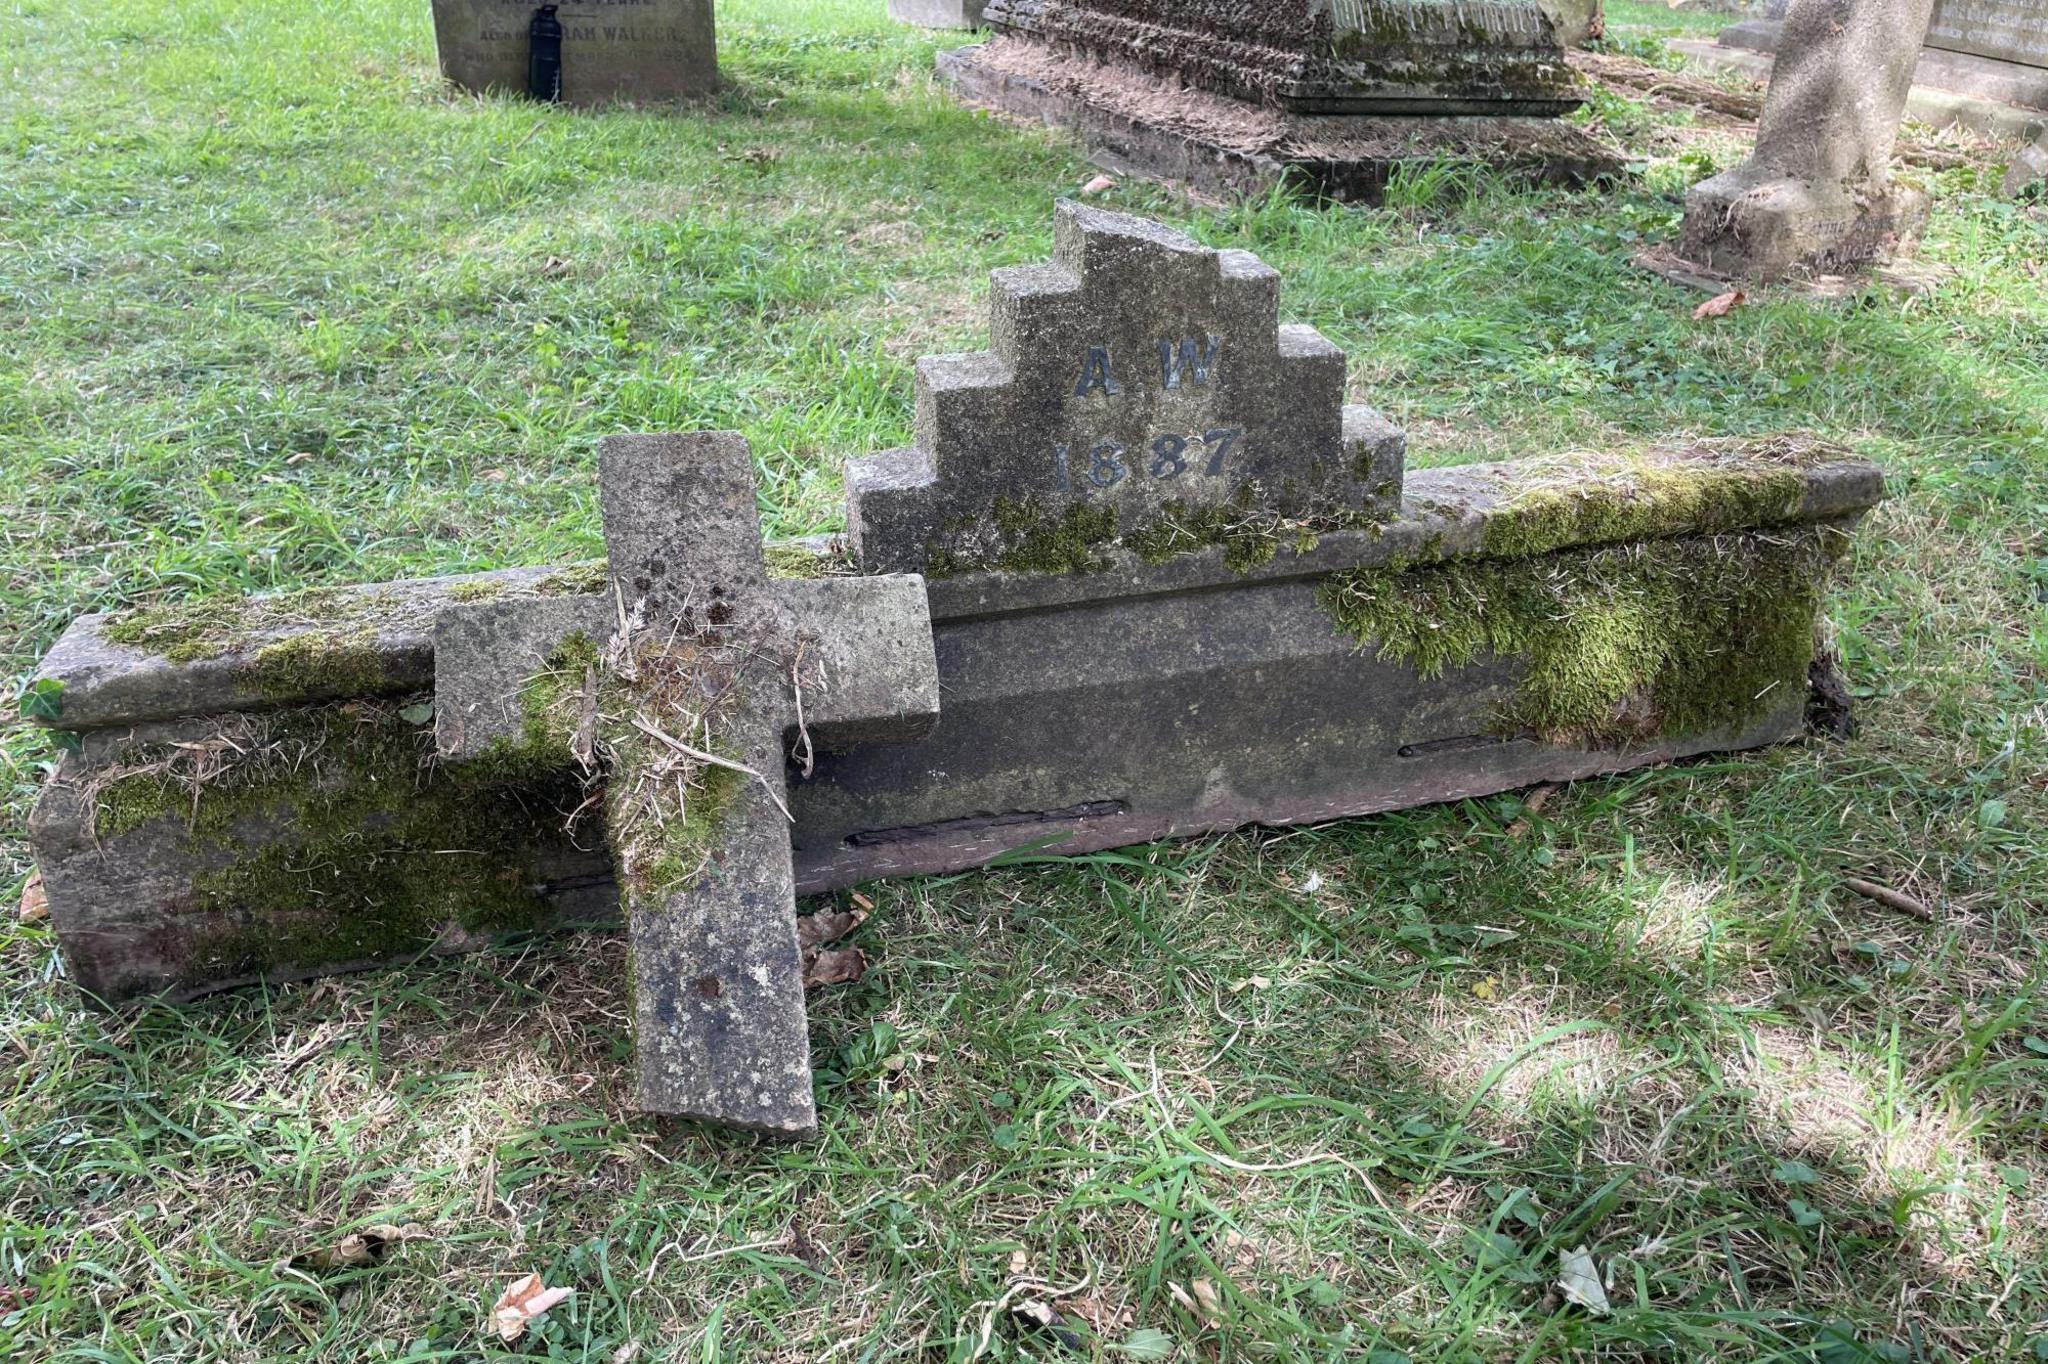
[938,38,1623,203]
[1679,169,1930,283]
[888,0,985,29]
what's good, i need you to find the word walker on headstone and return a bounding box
[430,0,718,105]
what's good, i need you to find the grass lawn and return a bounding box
[4,0,2048,1359]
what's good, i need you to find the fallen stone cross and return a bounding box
[936,0,1621,202]
[434,433,938,1134]
[24,202,1886,1136]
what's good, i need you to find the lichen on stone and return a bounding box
[924,496,1122,577]
[1320,524,1848,747]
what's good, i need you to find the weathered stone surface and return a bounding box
[27,443,1885,1008]
[983,0,1583,115]
[1679,0,1937,280]
[27,705,615,1004]
[592,434,817,1135]
[935,39,1621,203]
[888,0,987,27]
[424,434,938,1134]
[23,208,1889,1154]
[1539,0,1605,46]
[2003,136,2048,195]
[848,201,1404,581]
[430,0,717,105]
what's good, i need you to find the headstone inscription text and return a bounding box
[430,0,718,105]
[1924,0,2048,67]
[846,202,1406,577]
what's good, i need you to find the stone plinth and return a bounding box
[983,0,1583,115]
[937,0,1615,201]
[430,0,718,105]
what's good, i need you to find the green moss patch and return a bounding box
[1321,525,1846,747]
[1476,448,1815,560]
[89,699,594,977]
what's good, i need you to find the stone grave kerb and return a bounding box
[433,433,940,1136]
[849,201,1405,578]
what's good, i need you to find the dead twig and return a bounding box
[1844,876,1934,923]
[630,714,792,823]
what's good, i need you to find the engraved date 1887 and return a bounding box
[1054,427,1242,493]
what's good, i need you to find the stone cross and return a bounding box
[848,201,1405,578]
[434,434,939,1136]
[1678,0,1938,280]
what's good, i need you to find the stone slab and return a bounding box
[982,0,1584,115]
[595,434,816,1134]
[30,443,1885,1007]
[430,0,717,105]
[935,40,1625,206]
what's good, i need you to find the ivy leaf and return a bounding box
[18,678,64,723]
[1773,1158,1820,1185]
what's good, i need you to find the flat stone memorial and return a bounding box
[24,204,1887,1139]
[430,0,718,105]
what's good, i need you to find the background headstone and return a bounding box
[888,0,986,28]
[1678,0,1937,279]
[430,0,718,105]
[981,0,1583,115]
[1711,0,2047,114]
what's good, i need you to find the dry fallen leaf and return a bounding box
[18,873,48,925]
[1011,1298,1083,1348]
[287,1222,423,1272]
[1065,1292,1134,1333]
[491,1272,574,1342]
[1168,1279,1222,1329]
[1692,288,1745,320]
[1556,1245,1610,1315]
[1473,975,1500,1001]
[611,1342,643,1364]
[797,907,868,948]
[1008,1248,1029,1278]
[803,947,868,989]
[1080,174,1117,196]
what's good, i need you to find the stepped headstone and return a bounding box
[430,0,718,105]
[849,201,1404,577]
[435,434,939,1134]
[1678,0,1937,280]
